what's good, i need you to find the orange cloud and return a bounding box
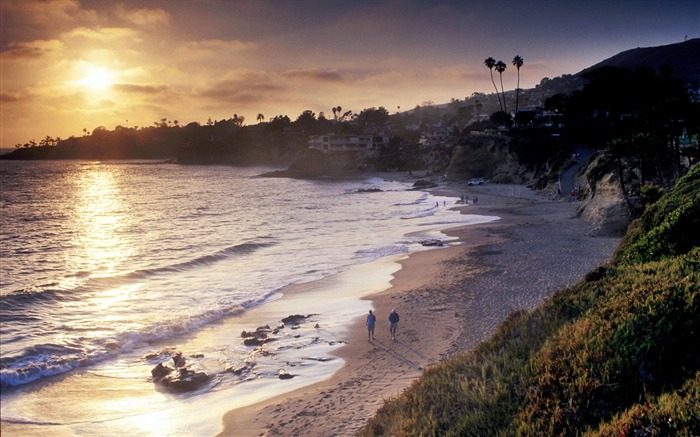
[114,5,172,26]
[1,39,63,59]
[283,68,362,83]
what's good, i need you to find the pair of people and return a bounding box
[366,309,400,341]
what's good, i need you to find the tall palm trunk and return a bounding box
[492,71,503,112]
[499,71,507,113]
[484,57,503,112]
[512,56,524,117]
[495,60,507,114]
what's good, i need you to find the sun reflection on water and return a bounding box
[65,165,133,280]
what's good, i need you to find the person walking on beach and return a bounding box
[366,310,376,341]
[389,308,400,341]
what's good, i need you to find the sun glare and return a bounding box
[77,67,115,90]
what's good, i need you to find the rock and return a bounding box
[242,324,275,346]
[411,179,438,189]
[357,188,382,193]
[281,314,308,325]
[151,351,211,392]
[172,352,186,367]
[420,239,444,247]
[244,337,269,346]
[278,370,295,380]
[151,362,173,378]
[161,368,211,391]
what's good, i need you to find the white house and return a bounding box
[308,134,389,156]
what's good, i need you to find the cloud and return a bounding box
[174,39,257,61]
[0,91,22,103]
[113,83,172,95]
[195,76,283,103]
[0,39,63,59]
[283,68,362,83]
[113,5,172,26]
[1,0,99,44]
[63,26,139,42]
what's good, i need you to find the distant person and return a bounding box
[366,310,376,341]
[389,308,400,341]
[473,195,478,204]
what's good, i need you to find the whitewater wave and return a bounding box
[0,287,280,387]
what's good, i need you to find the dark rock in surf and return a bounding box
[151,351,210,392]
[151,362,173,378]
[278,370,295,380]
[357,188,382,193]
[281,314,308,325]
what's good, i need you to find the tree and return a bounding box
[495,60,507,113]
[39,136,55,147]
[230,113,245,126]
[257,113,265,123]
[356,107,390,130]
[484,57,503,112]
[295,110,317,134]
[512,55,524,117]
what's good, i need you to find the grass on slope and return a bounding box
[359,165,700,437]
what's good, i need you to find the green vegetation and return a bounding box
[359,165,700,436]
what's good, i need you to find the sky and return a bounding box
[1,0,698,148]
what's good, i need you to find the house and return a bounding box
[418,125,454,149]
[308,134,389,157]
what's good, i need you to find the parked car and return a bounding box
[468,178,484,186]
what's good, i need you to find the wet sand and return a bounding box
[218,180,622,436]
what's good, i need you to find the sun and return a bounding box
[76,67,115,90]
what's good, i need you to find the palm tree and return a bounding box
[495,60,507,113]
[484,57,503,112]
[512,55,524,117]
[257,113,265,123]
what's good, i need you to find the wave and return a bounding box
[1,240,276,309]
[393,192,429,206]
[125,241,275,279]
[355,245,410,260]
[0,288,281,387]
[400,205,438,220]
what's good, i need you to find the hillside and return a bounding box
[360,164,699,436]
[579,38,700,83]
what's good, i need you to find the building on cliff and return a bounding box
[308,134,389,157]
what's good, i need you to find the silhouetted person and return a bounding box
[389,308,400,341]
[366,310,376,340]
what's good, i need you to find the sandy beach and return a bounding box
[217,180,622,437]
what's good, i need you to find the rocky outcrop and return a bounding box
[411,179,438,190]
[445,134,532,184]
[263,149,360,179]
[150,352,210,392]
[576,155,630,237]
[420,239,444,247]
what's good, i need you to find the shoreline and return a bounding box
[217,179,622,436]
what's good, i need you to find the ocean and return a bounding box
[0,160,497,436]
